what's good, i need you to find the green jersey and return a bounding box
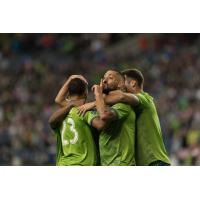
[135,92,171,165]
[55,107,98,166]
[99,103,136,166]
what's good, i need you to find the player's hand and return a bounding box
[92,84,103,96]
[92,79,103,94]
[68,75,88,85]
[77,102,95,116]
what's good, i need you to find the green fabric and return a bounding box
[55,107,98,166]
[99,103,136,166]
[54,128,62,165]
[135,92,171,166]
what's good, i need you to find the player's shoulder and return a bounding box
[137,91,153,100]
[69,106,78,113]
[136,92,154,107]
[112,102,132,112]
[112,102,131,108]
[81,108,97,117]
[81,108,99,125]
[81,108,98,119]
[67,107,82,120]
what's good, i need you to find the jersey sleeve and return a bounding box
[111,103,130,120]
[83,109,99,125]
[135,93,149,108]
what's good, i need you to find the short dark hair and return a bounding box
[68,78,87,96]
[122,69,144,87]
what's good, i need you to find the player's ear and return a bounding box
[130,80,137,88]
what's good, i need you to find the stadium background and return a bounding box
[0,33,200,165]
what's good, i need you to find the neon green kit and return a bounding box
[54,107,98,166]
[98,103,136,166]
[135,92,171,165]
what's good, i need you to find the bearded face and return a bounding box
[102,70,125,94]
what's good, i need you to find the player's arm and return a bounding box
[93,83,117,122]
[104,90,139,107]
[90,117,109,131]
[82,82,117,131]
[85,86,132,131]
[48,104,73,129]
[89,103,131,132]
[55,75,88,107]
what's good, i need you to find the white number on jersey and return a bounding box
[61,118,78,145]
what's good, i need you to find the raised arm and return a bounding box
[89,86,121,131]
[104,90,139,107]
[93,84,117,122]
[55,75,88,107]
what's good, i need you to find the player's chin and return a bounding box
[103,88,110,95]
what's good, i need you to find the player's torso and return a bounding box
[135,92,171,165]
[100,104,136,166]
[58,107,97,166]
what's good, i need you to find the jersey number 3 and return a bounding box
[62,118,78,145]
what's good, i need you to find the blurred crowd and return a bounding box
[0,33,200,165]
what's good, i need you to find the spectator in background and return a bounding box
[0,33,200,165]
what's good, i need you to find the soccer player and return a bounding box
[49,77,99,166]
[92,70,136,166]
[55,75,88,107]
[106,69,171,166]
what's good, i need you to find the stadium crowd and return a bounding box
[0,33,200,165]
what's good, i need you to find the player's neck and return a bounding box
[68,96,86,106]
[135,88,143,94]
[132,86,143,94]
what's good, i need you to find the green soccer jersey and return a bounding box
[55,107,98,166]
[135,92,171,166]
[99,103,136,166]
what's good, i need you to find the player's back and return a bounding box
[57,107,98,166]
[135,92,171,165]
[99,103,136,166]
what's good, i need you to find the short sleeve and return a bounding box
[111,103,130,120]
[83,109,99,125]
[135,93,149,108]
